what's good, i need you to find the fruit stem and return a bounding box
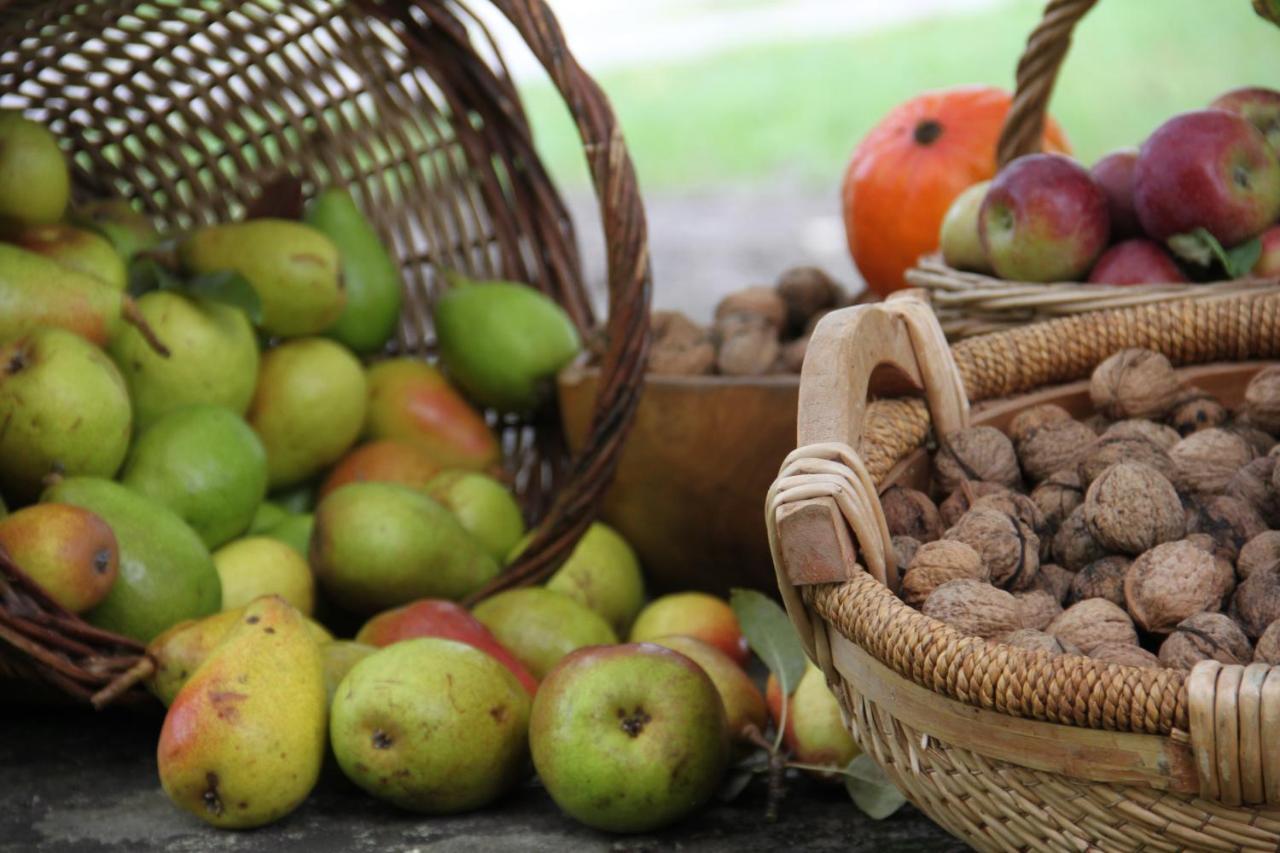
[122,297,171,358]
[741,722,788,823]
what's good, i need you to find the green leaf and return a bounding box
[1226,237,1263,279]
[716,755,765,803]
[729,588,807,696]
[1167,228,1263,279]
[127,256,185,297]
[183,271,264,324]
[843,754,907,820]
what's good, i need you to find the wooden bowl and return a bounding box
[558,366,798,595]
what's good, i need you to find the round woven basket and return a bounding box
[904,0,1280,340]
[769,290,1280,851]
[0,0,650,706]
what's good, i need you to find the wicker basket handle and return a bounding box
[1186,660,1280,806]
[996,0,1098,166]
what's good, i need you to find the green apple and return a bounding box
[939,181,992,273]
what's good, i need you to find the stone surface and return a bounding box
[0,704,962,852]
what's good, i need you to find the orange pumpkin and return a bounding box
[842,85,1071,297]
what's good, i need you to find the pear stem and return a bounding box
[122,298,171,358]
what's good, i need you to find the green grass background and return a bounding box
[518,0,1280,191]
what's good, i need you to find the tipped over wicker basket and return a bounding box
[905,0,1280,340]
[0,0,650,706]
[769,290,1280,851]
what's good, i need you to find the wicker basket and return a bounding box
[768,290,1280,851]
[0,0,650,706]
[904,0,1280,340]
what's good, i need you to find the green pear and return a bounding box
[330,638,530,813]
[472,587,617,679]
[43,477,220,642]
[248,338,366,489]
[0,328,132,501]
[305,188,403,353]
[940,181,993,273]
[247,501,288,534]
[13,223,128,291]
[120,405,267,548]
[263,513,313,557]
[214,536,314,615]
[180,219,345,338]
[424,471,525,563]
[545,522,646,636]
[157,596,326,829]
[146,609,244,705]
[0,504,119,614]
[0,111,69,233]
[311,482,499,613]
[108,291,259,430]
[434,279,581,413]
[70,199,159,262]
[321,641,376,705]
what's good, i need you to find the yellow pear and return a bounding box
[213,536,315,615]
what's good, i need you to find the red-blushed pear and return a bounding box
[628,592,749,665]
[355,598,538,695]
[530,643,730,833]
[0,504,118,613]
[649,635,767,744]
[318,439,441,501]
[1087,240,1188,286]
[766,662,859,779]
[1210,86,1280,155]
[320,641,375,705]
[1134,110,1280,248]
[980,153,1110,282]
[1256,226,1280,277]
[14,223,127,291]
[1090,149,1141,239]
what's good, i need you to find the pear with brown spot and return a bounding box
[0,504,118,613]
[157,595,326,829]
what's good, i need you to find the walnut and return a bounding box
[1016,590,1063,630]
[934,426,1022,493]
[1157,612,1252,670]
[1017,418,1097,483]
[971,491,1048,543]
[775,266,843,336]
[715,313,779,376]
[1168,387,1229,437]
[921,579,1022,640]
[1052,506,1107,570]
[1067,556,1131,607]
[1047,599,1139,654]
[1008,404,1072,447]
[881,486,943,543]
[714,286,786,330]
[1225,457,1280,528]
[1124,540,1232,634]
[1188,495,1267,563]
[648,311,715,375]
[1082,462,1184,555]
[1252,620,1280,663]
[1228,423,1276,457]
[1077,435,1175,486]
[900,540,987,608]
[891,535,921,582]
[944,506,1039,591]
[1083,413,1112,435]
[1103,418,1180,451]
[939,481,1011,528]
[998,628,1079,656]
[1232,570,1280,639]
[1089,642,1160,669]
[1030,469,1084,532]
[780,336,809,373]
[1243,365,1280,435]
[1028,562,1074,606]
[1238,531,1280,580]
[1089,349,1181,420]
[1169,428,1256,495]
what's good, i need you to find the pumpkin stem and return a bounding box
[913,119,943,146]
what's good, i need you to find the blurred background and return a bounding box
[476,0,1280,319]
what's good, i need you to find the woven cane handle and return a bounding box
[996,0,1099,166]
[1187,661,1280,806]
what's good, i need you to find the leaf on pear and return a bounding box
[183,271,264,324]
[730,588,806,696]
[1226,237,1263,279]
[843,753,907,820]
[128,256,185,297]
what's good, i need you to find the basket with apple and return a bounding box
[903,0,1280,339]
[0,0,650,707]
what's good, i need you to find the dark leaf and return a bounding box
[843,754,907,820]
[184,271,263,324]
[1226,237,1263,279]
[127,256,184,297]
[730,588,807,696]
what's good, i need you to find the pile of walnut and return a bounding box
[647,267,848,376]
[886,349,1280,672]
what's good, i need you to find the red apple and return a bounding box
[1090,149,1141,239]
[1133,110,1280,247]
[979,153,1110,282]
[356,598,538,695]
[1087,239,1187,285]
[1257,226,1280,277]
[1210,86,1280,155]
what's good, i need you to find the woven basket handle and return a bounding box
[996,0,1098,166]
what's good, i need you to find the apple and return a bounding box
[530,643,730,833]
[938,181,992,273]
[1090,149,1141,239]
[649,635,766,744]
[1087,239,1187,285]
[629,592,749,665]
[355,598,538,695]
[979,153,1110,282]
[1256,226,1280,277]
[1211,86,1280,155]
[766,662,859,778]
[1134,110,1280,248]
